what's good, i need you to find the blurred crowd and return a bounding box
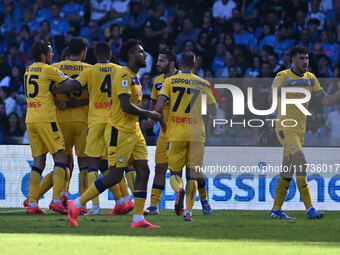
[1,0,340,145]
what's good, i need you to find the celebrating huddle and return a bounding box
[23,37,216,228]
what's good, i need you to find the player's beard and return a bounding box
[159,63,170,75]
[138,58,147,68]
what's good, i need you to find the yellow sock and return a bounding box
[102,169,122,200]
[170,174,183,192]
[28,166,43,203]
[150,184,164,207]
[79,178,106,206]
[79,167,87,195]
[198,182,207,201]
[52,163,67,200]
[37,171,53,200]
[185,179,198,211]
[125,169,135,193]
[119,177,130,197]
[87,168,99,205]
[64,167,71,192]
[296,177,313,209]
[273,177,291,209]
[133,190,146,215]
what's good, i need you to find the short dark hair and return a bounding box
[94,42,111,59]
[31,40,51,62]
[159,49,176,63]
[180,51,196,68]
[120,39,140,62]
[60,46,70,61]
[69,37,88,56]
[290,45,309,57]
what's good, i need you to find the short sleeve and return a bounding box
[47,66,69,84]
[271,73,284,88]
[159,78,170,99]
[312,74,323,92]
[116,71,132,97]
[75,67,90,88]
[151,80,162,100]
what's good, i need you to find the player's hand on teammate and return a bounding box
[146,118,155,128]
[147,110,161,122]
[160,119,167,132]
[54,99,67,110]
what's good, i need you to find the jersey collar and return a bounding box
[126,64,137,74]
[290,68,304,77]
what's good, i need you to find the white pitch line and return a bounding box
[0,209,27,213]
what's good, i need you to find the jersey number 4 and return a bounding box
[172,86,200,113]
[24,74,39,98]
[100,74,111,97]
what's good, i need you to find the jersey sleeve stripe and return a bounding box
[159,94,169,99]
[59,77,70,84]
[118,93,131,97]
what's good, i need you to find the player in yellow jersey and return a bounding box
[270,46,340,220]
[67,40,162,228]
[25,40,78,215]
[144,50,178,215]
[35,38,91,210]
[155,51,216,221]
[52,42,132,215]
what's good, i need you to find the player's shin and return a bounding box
[79,167,87,195]
[37,171,53,200]
[52,163,67,201]
[79,178,107,206]
[28,166,43,203]
[87,168,100,206]
[185,178,198,212]
[125,167,136,193]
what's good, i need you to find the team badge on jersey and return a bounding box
[155,83,163,90]
[59,71,66,78]
[122,80,128,89]
[119,156,124,163]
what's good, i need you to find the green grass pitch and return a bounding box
[0,209,340,255]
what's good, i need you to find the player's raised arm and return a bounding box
[314,88,340,106]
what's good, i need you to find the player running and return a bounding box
[271,45,340,220]
[155,51,216,221]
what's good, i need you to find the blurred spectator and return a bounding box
[320,29,338,66]
[0,98,7,143]
[297,28,313,51]
[193,54,204,77]
[325,104,340,138]
[16,25,34,57]
[216,52,241,78]
[4,42,28,70]
[258,61,274,78]
[212,0,236,25]
[200,11,218,45]
[33,0,52,24]
[141,72,152,96]
[307,18,321,43]
[306,0,325,30]
[8,65,24,95]
[61,0,84,24]
[233,44,250,74]
[267,52,284,74]
[90,0,111,24]
[317,55,333,77]
[245,55,262,78]
[80,20,105,47]
[106,24,123,58]
[0,86,16,115]
[204,68,215,78]
[110,0,131,24]
[326,0,340,27]
[255,23,274,49]
[49,3,70,37]
[15,8,40,34]
[195,30,215,68]
[175,17,201,52]
[279,49,292,69]
[241,0,260,28]
[260,23,293,59]
[211,42,227,74]
[144,3,170,58]
[222,33,235,53]
[121,1,147,40]
[34,20,53,43]
[232,17,256,53]
[3,112,23,144]
[18,102,26,132]
[292,9,307,36]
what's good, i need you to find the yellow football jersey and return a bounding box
[151,71,180,122]
[52,60,92,124]
[272,68,323,134]
[160,71,213,142]
[108,66,143,132]
[75,61,121,127]
[24,62,69,123]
